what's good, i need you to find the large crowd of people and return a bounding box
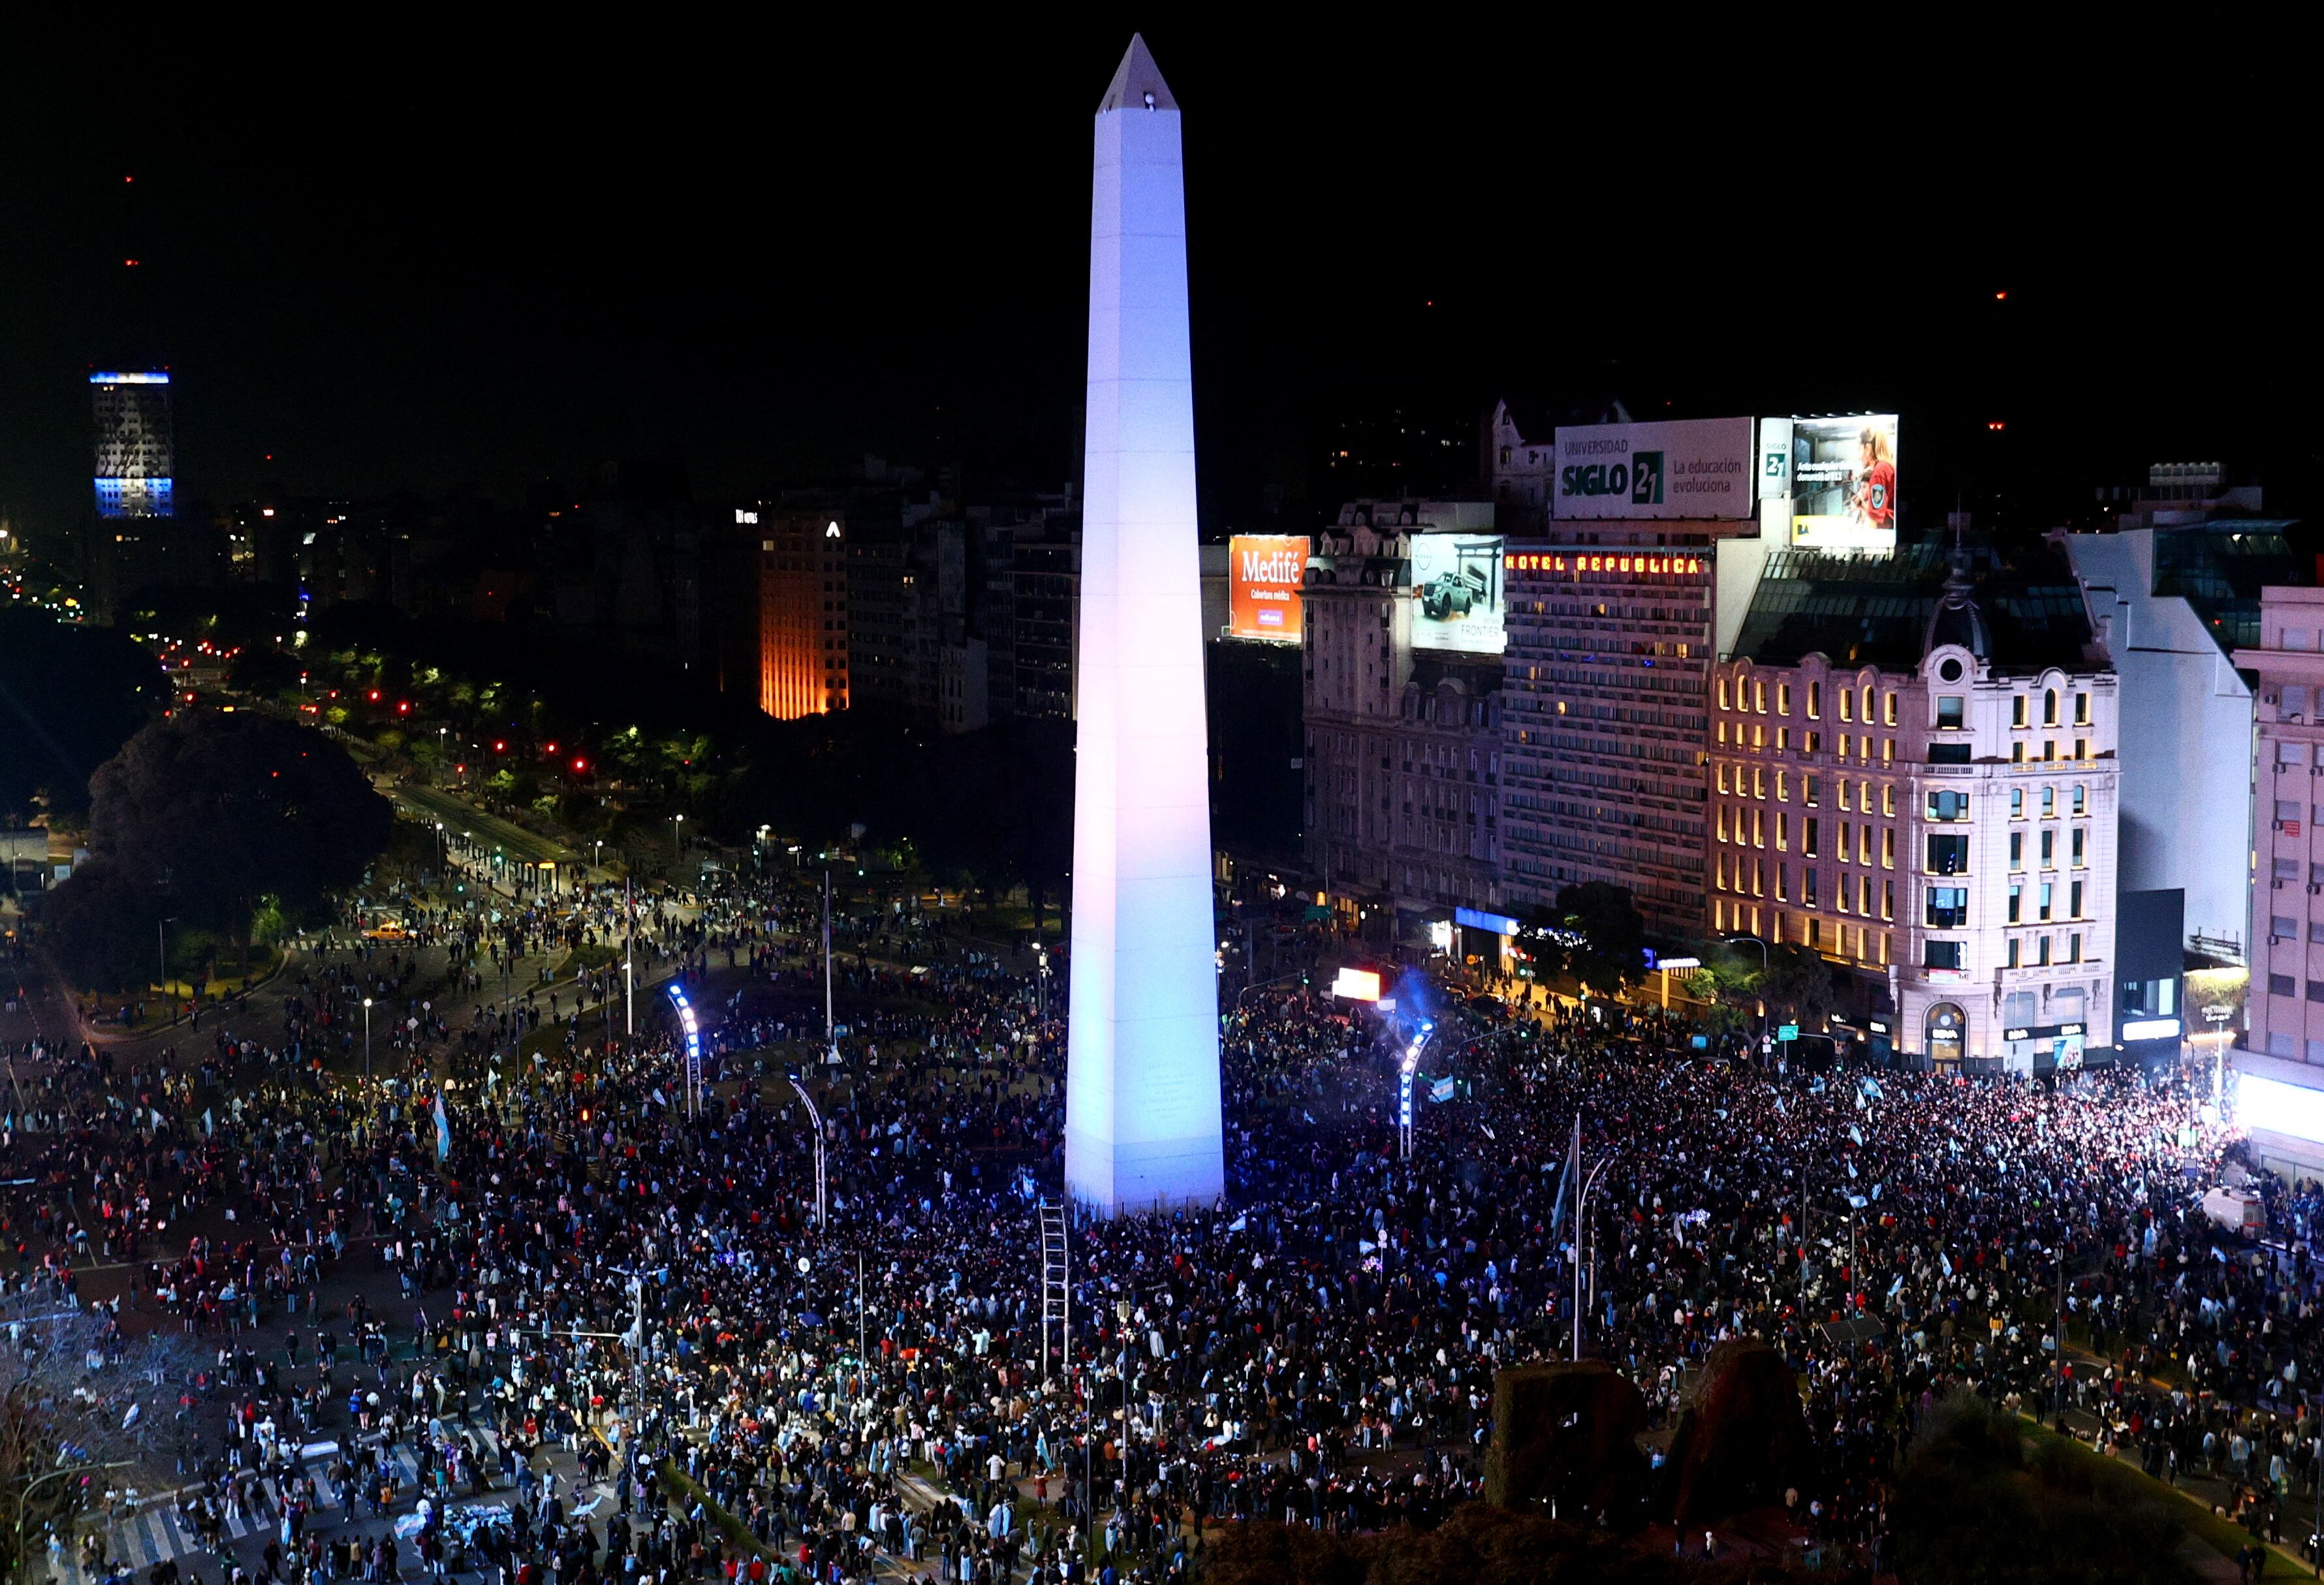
[5,865,2320,1584]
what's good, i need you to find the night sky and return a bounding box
[5,26,2316,549]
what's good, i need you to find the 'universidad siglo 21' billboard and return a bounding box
[1227,534,1308,642]
[1410,533,1506,653]
[1552,417,1757,521]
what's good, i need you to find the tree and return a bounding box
[35,860,160,992]
[1518,883,1646,996]
[1761,943,1836,1029]
[0,611,168,821]
[84,712,392,971]
[0,1298,206,1582]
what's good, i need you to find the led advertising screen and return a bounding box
[1410,533,1506,653]
[1552,417,1757,520]
[1227,534,1308,642]
[1787,415,1900,551]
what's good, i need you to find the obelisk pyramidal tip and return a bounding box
[1063,33,1225,1216]
[1097,33,1176,112]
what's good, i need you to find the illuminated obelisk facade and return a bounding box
[1063,35,1225,1215]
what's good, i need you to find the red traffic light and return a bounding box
[571,757,587,773]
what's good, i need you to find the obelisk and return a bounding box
[1063,34,1225,1215]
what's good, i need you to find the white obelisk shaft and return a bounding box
[1064,37,1224,1216]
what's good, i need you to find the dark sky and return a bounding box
[5,24,2316,548]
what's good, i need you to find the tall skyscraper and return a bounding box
[1063,36,1225,1216]
[741,506,850,719]
[91,370,175,518]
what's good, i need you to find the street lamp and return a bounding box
[363,996,373,1082]
[1573,1153,1614,1361]
[786,1075,828,1230]
[672,813,685,866]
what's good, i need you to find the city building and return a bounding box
[91,369,174,520]
[1496,415,1777,937]
[1301,499,1505,945]
[1483,399,1558,533]
[742,505,849,719]
[2231,585,2324,1173]
[1012,526,1080,720]
[1501,543,1724,936]
[1712,544,2120,1071]
[2062,468,2304,962]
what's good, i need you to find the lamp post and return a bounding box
[671,813,684,866]
[1723,933,1774,1053]
[786,1075,827,1230]
[1573,1153,1612,1361]
[363,997,373,1083]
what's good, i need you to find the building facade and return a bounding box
[91,370,175,520]
[1501,544,1718,935]
[1302,501,1505,938]
[1713,550,2121,1070]
[2234,586,2324,1067]
[749,507,850,719]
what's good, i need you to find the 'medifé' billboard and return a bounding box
[1411,533,1505,653]
[1227,534,1308,642]
[1552,417,1757,520]
[1784,415,1900,551]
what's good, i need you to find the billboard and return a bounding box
[1552,417,1757,520]
[1227,534,1308,642]
[1785,415,1900,551]
[1411,533,1506,653]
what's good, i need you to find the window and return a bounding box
[1881,785,1895,816]
[1883,691,1897,727]
[2039,881,2054,920]
[2009,832,2024,870]
[2276,914,2300,939]
[1776,727,1790,753]
[2310,981,2324,1004]
[1839,689,1853,723]
[1807,680,1821,719]
[1804,816,1820,856]
[1926,834,1970,875]
[2037,935,2052,966]
[1805,774,1821,806]
[1924,940,1964,971]
[1861,824,1874,864]
[1777,811,1789,851]
[2012,695,2028,727]
[2074,692,2090,726]
[2007,883,2022,924]
[1864,873,1877,915]
[1752,809,1764,847]
[1838,732,1852,760]
[1804,868,1820,908]
[2043,688,2059,726]
[2041,786,2056,817]
[1926,789,1970,821]
[2071,828,2085,866]
[1776,864,1790,902]
[2007,938,2020,969]
[2041,830,2055,866]
[1716,764,1731,794]
[1882,877,1894,918]
[1936,695,1965,729]
[1881,827,1894,868]
[1716,806,1729,842]
[2282,741,2309,767]
[1754,680,1766,714]
[1926,886,1969,928]
[2010,788,2024,819]
[1776,769,1789,801]
[1838,780,1853,811]
[2072,784,2086,817]
[1718,678,1731,710]
[1929,742,1970,764]
[2272,973,2299,998]
[2011,742,2026,763]
[1753,766,1765,798]
[1778,682,1791,716]
[2069,879,2083,917]
[1865,685,1877,724]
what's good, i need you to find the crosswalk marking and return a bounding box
[45,1428,527,1585]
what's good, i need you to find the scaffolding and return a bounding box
[1039,1199,1071,1386]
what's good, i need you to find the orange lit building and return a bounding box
[746,507,849,718]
